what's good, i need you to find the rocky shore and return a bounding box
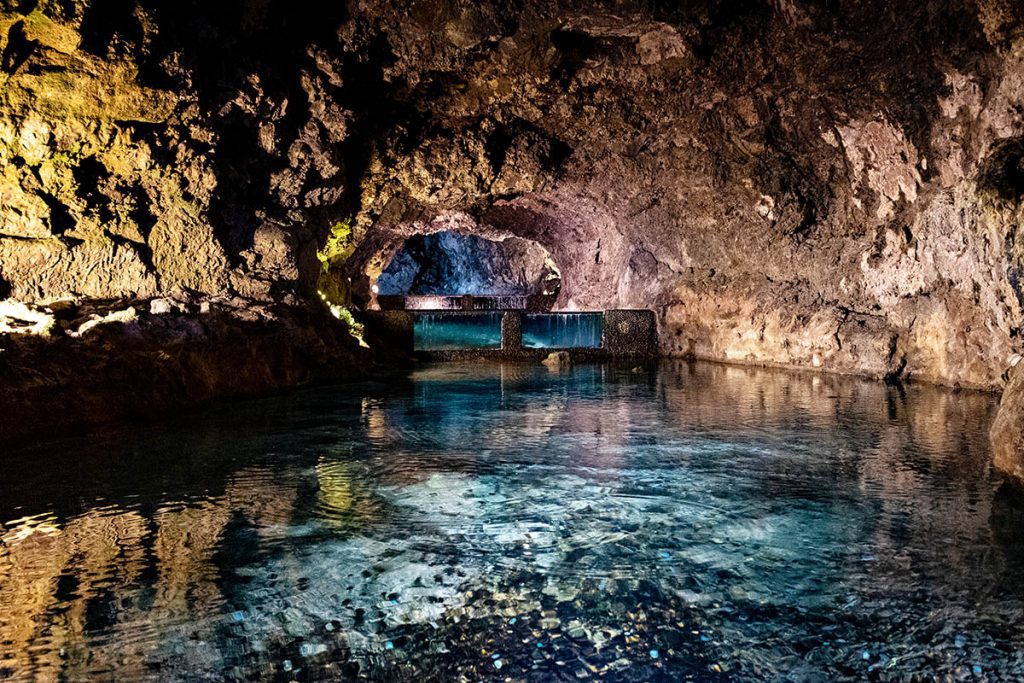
[0,297,378,445]
[3,0,1024,484]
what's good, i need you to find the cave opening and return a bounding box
[373,230,561,311]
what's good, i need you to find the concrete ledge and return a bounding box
[416,348,611,363]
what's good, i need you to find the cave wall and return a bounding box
[376,231,557,296]
[0,0,358,303]
[2,0,1024,388]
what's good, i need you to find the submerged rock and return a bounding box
[542,351,572,369]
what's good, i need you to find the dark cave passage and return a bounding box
[372,230,561,309]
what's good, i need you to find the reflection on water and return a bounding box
[1,362,1023,680]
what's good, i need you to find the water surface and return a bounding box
[2,362,1023,681]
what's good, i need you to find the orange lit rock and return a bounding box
[0,0,1021,422]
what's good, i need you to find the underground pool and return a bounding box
[1,362,1023,681]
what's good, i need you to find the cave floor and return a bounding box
[1,361,1020,681]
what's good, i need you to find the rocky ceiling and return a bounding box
[375,231,559,298]
[1,0,1024,388]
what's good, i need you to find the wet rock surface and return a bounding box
[0,0,1021,389]
[0,297,377,443]
[991,363,1024,489]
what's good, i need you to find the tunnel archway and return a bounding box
[346,199,628,313]
[371,230,561,309]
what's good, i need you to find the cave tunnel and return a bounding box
[371,231,562,311]
[8,2,1024,677]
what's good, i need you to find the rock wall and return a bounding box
[344,0,1024,390]
[376,231,558,297]
[1,0,1024,393]
[991,364,1024,488]
[0,299,380,444]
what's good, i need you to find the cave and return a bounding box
[3,0,1024,678]
[372,230,561,309]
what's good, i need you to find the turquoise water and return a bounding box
[413,313,502,350]
[523,313,603,349]
[2,362,1022,681]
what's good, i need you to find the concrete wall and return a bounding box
[501,312,523,350]
[366,309,657,359]
[604,310,657,356]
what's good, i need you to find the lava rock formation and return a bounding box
[2,0,1024,472]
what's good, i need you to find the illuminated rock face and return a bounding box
[0,1,1023,393]
[376,231,558,298]
[339,1,1024,391]
[991,364,1024,488]
[0,0,1019,386]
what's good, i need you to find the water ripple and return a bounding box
[0,361,1020,681]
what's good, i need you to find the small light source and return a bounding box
[371,284,379,294]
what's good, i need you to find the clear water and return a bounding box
[413,313,502,350]
[523,313,603,349]
[2,361,1023,681]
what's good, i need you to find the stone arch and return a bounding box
[347,195,629,312]
[375,231,561,300]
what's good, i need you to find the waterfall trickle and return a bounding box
[522,313,603,349]
[413,313,503,350]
